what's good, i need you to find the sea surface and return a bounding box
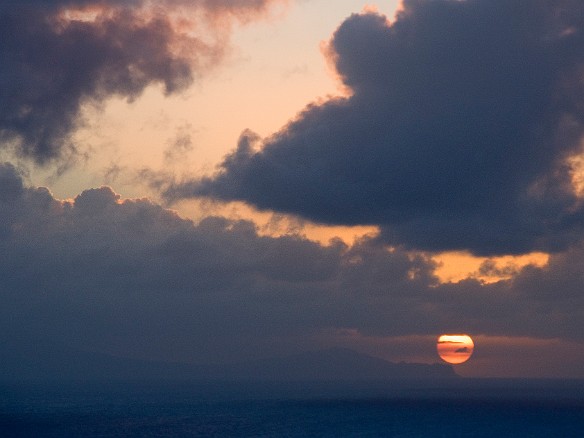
[1,380,583,437]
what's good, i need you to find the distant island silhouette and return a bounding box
[1,341,457,383]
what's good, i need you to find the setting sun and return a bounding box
[437,334,474,364]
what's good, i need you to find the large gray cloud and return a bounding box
[167,0,584,256]
[0,0,282,164]
[1,162,583,371]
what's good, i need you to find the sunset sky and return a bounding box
[2,0,584,379]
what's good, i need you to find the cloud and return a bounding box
[454,347,469,353]
[164,125,195,164]
[166,0,584,256]
[478,259,520,279]
[1,162,584,371]
[0,0,283,164]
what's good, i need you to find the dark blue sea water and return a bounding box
[1,380,583,437]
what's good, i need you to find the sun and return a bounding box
[437,334,474,364]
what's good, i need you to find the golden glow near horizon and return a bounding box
[437,334,474,364]
[433,251,549,284]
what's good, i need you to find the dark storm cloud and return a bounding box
[1,164,583,369]
[0,0,281,164]
[167,0,584,256]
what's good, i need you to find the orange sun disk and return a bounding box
[437,334,474,364]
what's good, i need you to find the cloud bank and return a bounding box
[1,163,583,369]
[168,0,584,256]
[0,0,283,164]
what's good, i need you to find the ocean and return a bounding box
[1,380,583,437]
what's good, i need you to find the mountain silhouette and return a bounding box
[199,348,458,381]
[0,340,457,383]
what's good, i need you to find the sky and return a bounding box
[1,0,584,379]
